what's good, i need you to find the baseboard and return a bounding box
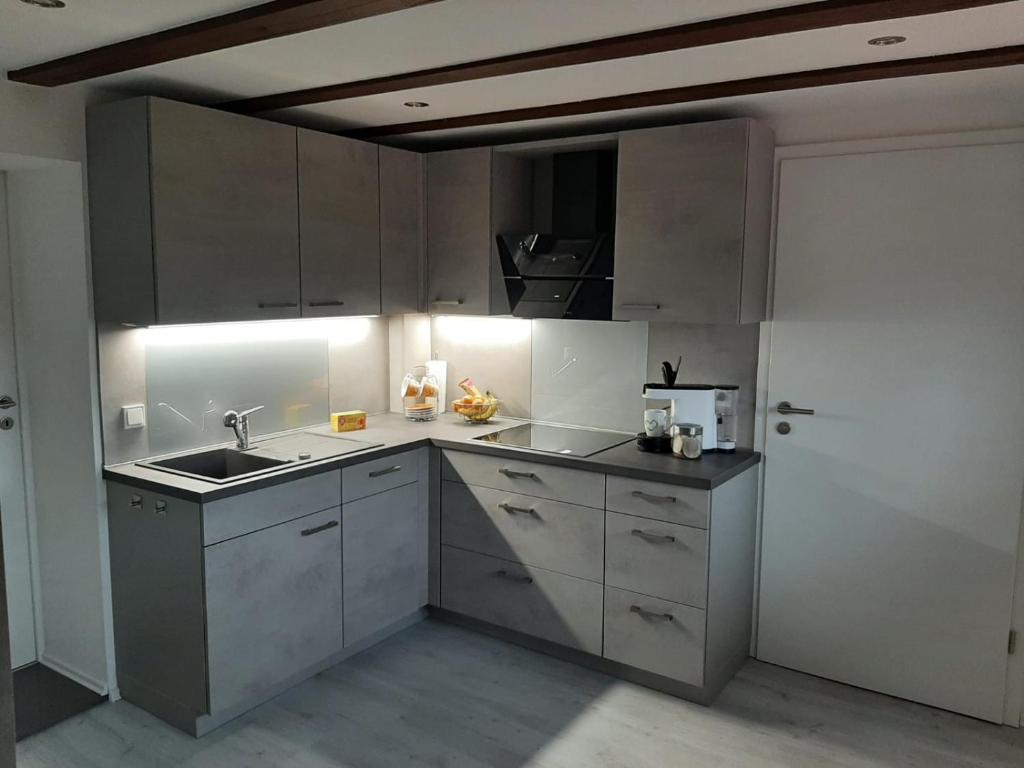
[39,653,108,696]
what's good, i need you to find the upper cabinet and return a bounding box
[613,119,774,324]
[88,97,301,326]
[297,130,381,317]
[425,148,531,316]
[379,146,424,315]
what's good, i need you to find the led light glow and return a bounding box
[142,317,373,346]
[433,315,531,345]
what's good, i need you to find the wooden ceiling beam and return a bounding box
[7,0,442,87]
[345,45,1024,138]
[221,0,1013,114]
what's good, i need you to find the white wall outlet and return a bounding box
[122,404,146,430]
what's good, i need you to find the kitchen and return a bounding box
[1,2,1023,767]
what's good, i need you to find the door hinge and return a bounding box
[1010,630,1018,655]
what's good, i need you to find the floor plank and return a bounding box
[16,619,1024,767]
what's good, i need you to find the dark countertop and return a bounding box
[103,412,760,503]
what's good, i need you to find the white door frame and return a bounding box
[753,127,1024,727]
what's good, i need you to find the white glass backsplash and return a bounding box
[530,319,648,433]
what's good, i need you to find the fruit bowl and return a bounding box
[452,397,500,423]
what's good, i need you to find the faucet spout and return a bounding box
[223,405,264,450]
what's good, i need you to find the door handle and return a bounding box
[301,519,339,537]
[368,465,402,478]
[777,401,815,415]
[433,299,464,306]
[499,502,537,517]
[499,468,537,480]
[0,395,16,410]
[619,303,661,311]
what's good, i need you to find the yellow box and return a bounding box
[331,410,367,432]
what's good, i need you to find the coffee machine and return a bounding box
[642,383,739,453]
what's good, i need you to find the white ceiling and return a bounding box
[1,0,1023,145]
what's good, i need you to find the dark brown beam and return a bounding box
[222,0,1011,113]
[7,0,442,87]
[346,45,1024,138]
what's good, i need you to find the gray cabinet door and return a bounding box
[298,129,381,317]
[380,145,423,314]
[149,98,301,324]
[204,507,342,714]
[613,119,771,324]
[426,147,492,315]
[343,482,428,647]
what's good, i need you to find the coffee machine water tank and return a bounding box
[715,385,739,453]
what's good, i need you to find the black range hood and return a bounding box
[496,149,616,320]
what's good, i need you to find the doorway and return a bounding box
[757,141,1024,723]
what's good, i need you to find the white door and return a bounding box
[0,176,37,669]
[758,143,1024,723]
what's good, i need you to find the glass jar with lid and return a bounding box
[671,423,703,460]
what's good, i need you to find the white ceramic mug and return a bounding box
[643,408,668,437]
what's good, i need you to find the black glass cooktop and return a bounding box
[473,423,634,458]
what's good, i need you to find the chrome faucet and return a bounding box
[223,405,264,450]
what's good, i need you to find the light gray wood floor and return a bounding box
[17,619,1024,767]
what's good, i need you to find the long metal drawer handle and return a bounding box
[499,468,537,480]
[499,503,537,517]
[630,605,674,622]
[308,300,346,307]
[620,303,661,310]
[777,400,815,416]
[631,529,676,544]
[301,519,339,537]
[433,299,464,306]
[369,465,402,478]
[494,569,533,584]
[631,490,677,504]
[257,301,299,309]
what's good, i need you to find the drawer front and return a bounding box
[441,546,603,655]
[605,475,709,528]
[343,447,422,503]
[442,481,603,582]
[203,470,341,545]
[605,511,708,607]
[442,449,604,509]
[205,507,343,713]
[343,482,428,647]
[603,586,706,686]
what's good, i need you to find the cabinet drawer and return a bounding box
[605,475,708,528]
[204,507,343,713]
[442,481,603,582]
[603,586,705,686]
[343,482,428,647]
[605,511,707,607]
[442,449,604,509]
[203,470,341,545]
[441,546,603,655]
[343,448,421,503]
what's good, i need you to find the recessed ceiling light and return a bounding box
[19,0,67,7]
[403,101,430,108]
[868,35,907,46]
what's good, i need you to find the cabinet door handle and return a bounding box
[631,490,677,504]
[494,569,533,584]
[369,465,402,478]
[258,301,299,309]
[630,605,674,622]
[499,468,537,480]
[433,299,464,306]
[301,519,339,537]
[631,529,676,544]
[499,503,537,517]
[620,303,661,311]
[308,300,346,308]
[129,494,143,509]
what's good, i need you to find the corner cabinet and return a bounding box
[425,147,531,315]
[297,130,381,317]
[87,97,301,326]
[612,119,774,324]
[380,145,425,315]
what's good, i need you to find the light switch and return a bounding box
[122,404,146,430]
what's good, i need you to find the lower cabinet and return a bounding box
[343,481,428,647]
[205,507,343,713]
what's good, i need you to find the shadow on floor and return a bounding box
[13,664,105,741]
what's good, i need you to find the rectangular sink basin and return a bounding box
[140,447,292,484]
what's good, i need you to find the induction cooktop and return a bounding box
[472,423,634,458]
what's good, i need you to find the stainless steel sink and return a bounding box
[139,447,293,484]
